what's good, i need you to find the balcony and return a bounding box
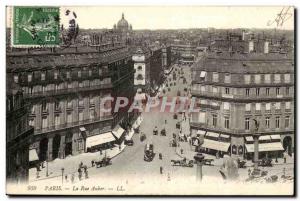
[191,90,293,102]
[34,115,113,135]
[24,83,113,99]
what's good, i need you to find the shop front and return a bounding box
[86,132,116,152]
[244,135,284,160]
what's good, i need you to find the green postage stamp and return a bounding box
[12,6,60,47]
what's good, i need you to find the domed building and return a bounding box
[114,13,132,32]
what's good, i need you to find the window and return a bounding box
[286,87,290,95]
[225,116,230,129]
[29,119,34,127]
[79,82,83,88]
[136,74,144,80]
[266,103,271,111]
[266,88,270,96]
[199,112,206,123]
[54,101,60,110]
[200,71,207,78]
[78,70,82,78]
[245,103,251,111]
[285,102,291,110]
[255,103,261,111]
[67,112,72,123]
[284,74,291,83]
[274,74,281,83]
[67,82,72,89]
[79,110,84,121]
[212,86,218,93]
[276,87,280,95]
[90,96,95,106]
[89,109,95,120]
[79,98,84,107]
[244,75,251,84]
[213,114,217,127]
[245,88,250,96]
[54,71,58,79]
[224,73,231,83]
[42,101,47,111]
[14,75,19,83]
[41,72,46,81]
[212,72,219,82]
[285,116,290,128]
[275,116,280,128]
[28,74,32,82]
[137,66,142,71]
[66,71,71,79]
[200,86,206,92]
[55,114,60,126]
[42,116,48,128]
[275,102,281,110]
[255,74,261,84]
[67,100,73,108]
[265,117,270,129]
[223,102,230,110]
[256,88,260,96]
[264,74,271,83]
[245,118,250,130]
[89,69,92,76]
[225,88,230,94]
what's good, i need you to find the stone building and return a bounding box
[6,81,34,183]
[6,43,135,161]
[190,52,294,159]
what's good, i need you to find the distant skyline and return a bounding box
[6,6,294,30]
[59,6,294,30]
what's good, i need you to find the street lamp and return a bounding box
[61,168,64,185]
[46,160,49,177]
[193,136,204,181]
[252,119,260,171]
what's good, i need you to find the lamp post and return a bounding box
[193,136,204,181]
[252,119,260,171]
[46,160,49,177]
[61,168,64,185]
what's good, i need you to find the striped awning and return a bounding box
[86,132,115,148]
[206,132,219,138]
[245,142,284,153]
[259,135,271,141]
[245,136,254,142]
[220,134,230,138]
[201,139,230,152]
[270,135,281,140]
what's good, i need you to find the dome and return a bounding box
[117,13,129,31]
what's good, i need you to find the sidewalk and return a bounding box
[29,116,143,183]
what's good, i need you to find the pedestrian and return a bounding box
[65,175,68,183]
[91,160,95,167]
[79,161,83,169]
[119,144,121,151]
[160,166,163,174]
[159,153,162,160]
[100,149,103,155]
[180,148,183,154]
[165,119,167,124]
[85,170,89,179]
[71,174,75,183]
[78,168,82,181]
[248,168,251,177]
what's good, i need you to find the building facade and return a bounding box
[7,44,135,162]
[6,83,34,183]
[190,52,294,159]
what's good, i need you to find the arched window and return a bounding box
[232,145,237,154]
[136,74,144,80]
[238,145,243,155]
[137,66,142,71]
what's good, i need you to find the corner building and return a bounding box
[190,52,294,159]
[7,44,135,161]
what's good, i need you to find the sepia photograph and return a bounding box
[4,4,295,196]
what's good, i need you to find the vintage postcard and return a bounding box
[6,6,295,195]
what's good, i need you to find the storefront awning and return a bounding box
[201,139,230,152]
[220,134,230,138]
[197,130,206,136]
[112,125,125,139]
[86,132,115,148]
[259,135,271,141]
[245,136,254,142]
[206,132,219,138]
[29,149,39,162]
[79,127,86,132]
[245,142,284,153]
[270,135,281,140]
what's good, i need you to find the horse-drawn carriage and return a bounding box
[171,158,194,167]
[160,128,166,136]
[153,127,158,135]
[144,143,155,162]
[258,158,273,167]
[95,156,111,168]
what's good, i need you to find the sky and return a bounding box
[59,6,294,30]
[6,6,294,30]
